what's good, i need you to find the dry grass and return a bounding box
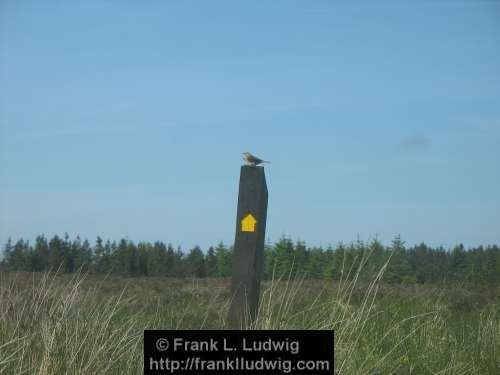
[1,267,499,374]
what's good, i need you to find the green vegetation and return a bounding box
[2,234,500,283]
[1,235,499,373]
[1,268,499,374]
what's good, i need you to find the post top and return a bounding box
[241,165,264,169]
[240,165,267,180]
[240,165,265,172]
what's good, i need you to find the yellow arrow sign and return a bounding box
[241,213,257,232]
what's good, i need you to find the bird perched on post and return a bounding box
[242,152,270,166]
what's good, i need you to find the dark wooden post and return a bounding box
[228,165,268,329]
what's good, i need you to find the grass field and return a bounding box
[1,269,499,374]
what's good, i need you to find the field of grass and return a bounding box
[1,269,499,374]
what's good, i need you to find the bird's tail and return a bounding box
[261,160,271,164]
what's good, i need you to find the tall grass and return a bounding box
[0,271,143,374]
[1,259,499,374]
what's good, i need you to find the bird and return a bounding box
[242,152,270,166]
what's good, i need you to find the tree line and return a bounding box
[1,234,499,283]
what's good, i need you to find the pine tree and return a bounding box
[324,243,345,280]
[112,238,129,275]
[147,241,167,277]
[450,243,468,280]
[165,244,178,277]
[385,235,414,284]
[273,236,294,277]
[307,247,325,279]
[215,242,231,277]
[71,237,92,272]
[7,239,27,271]
[206,246,217,277]
[137,242,149,276]
[126,241,139,276]
[293,240,308,276]
[186,246,206,278]
[484,247,498,283]
[93,236,105,273]
[32,235,49,271]
[1,238,13,270]
[48,235,65,271]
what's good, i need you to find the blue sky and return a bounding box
[1,1,499,251]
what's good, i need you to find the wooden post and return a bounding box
[228,165,268,329]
